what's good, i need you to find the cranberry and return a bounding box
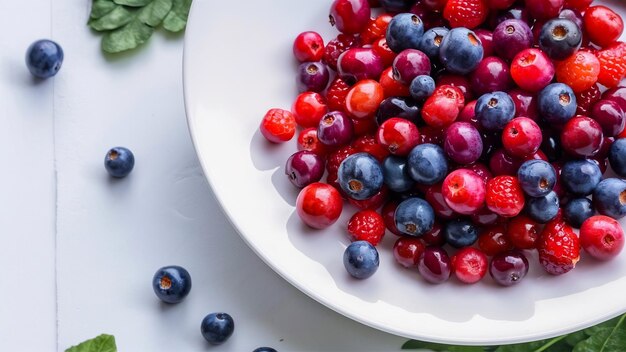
[526,0,564,21]
[392,49,431,85]
[345,79,385,119]
[293,31,325,62]
[379,67,410,98]
[451,247,488,284]
[376,117,420,156]
[493,19,534,62]
[260,108,296,143]
[560,116,604,157]
[502,117,542,158]
[297,128,329,156]
[338,48,385,84]
[474,29,494,57]
[478,224,513,256]
[418,246,452,284]
[584,5,624,48]
[470,56,512,96]
[292,92,328,128]
[507,215,541,250]
[425,183,459,220]
[510,49,555,93]
[329,0,371,35]
[489,250,529,286]
[442,169,486,215]
[422,221,446,246]
[509,88,539,121]
[489,148,523,176]
[580,215,625,261]
[296,183,343,229]
[317,111,354,147]
[348,186,390,210]
[422,89,462,128]
[285,151,325,188]
[444,122,483,165]
[591,99,626,137]
[393,237,426,268]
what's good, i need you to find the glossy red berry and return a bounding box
[510,49,555,93]
[425,183,458,220]
[451,247,488,284]
[422,222,446,246]
[471,205,501,226]
[584,6,624,48]
[351,116,378,137]
[360,14,392,44]
[260,108,296,143]
[372,38,397,68]
[347,209,385,245]
[296,183,343,229]
[555,50,600,94]
[502,117,542,158]
[293,31,325,62]
[486,175,525,217]
[292,92,328,128]
[297,127,329,156]
[376,117,420,156]
[442,169,486,215]
[323,34,361,71]
[506,215,541,250]
[345,79,385,119]
[379,67,410,98]
[329,0,371,35]
[580,215,625,261]
[393,237,426,268]
[596,42,626,89]
[352,134,389,162]
[538,219,580,275]
[560,116,604,157]
[443,0,489,29]
[478,224,512,256]
[422,92,461,128]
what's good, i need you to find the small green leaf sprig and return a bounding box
[402,313,626,352]
[65,334,117,352]
[88,0,192,53]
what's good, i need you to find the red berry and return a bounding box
[379,67,410,98]
[555,50,600,94]
[437,75,473,102]
[330,0,371,35]
[510,49,555,93]
[351,116,378,136]
[538,219,580,275]
[565,0,592,12]
[596,42,626,89]
[296,183,343,229]
[575,84,601,116]
[292,92,328,128]
[525,0,563,21]
[372,38,397,68]
[425,183,459,220]
[345,79,385,119]
[347,209,386,245]
[580,215,625,261]
[486,175,525,217]
[393,237,426,268]
[260,108,296,143]
[584,6,624,48]
[326,145,357,175]
[323,34,361,71]
[506,215,541,250]
[297,127,330,156]
[293,31,325,62]
[478,224,513,256]
[422,93,461,128]
[382,199,403,236]
[561,116,604,158]
[422,221,446,246]
[326,77,351,113]
[443,0,489,29]
[502,117,542,158]
[348,186,389,210]
[360,14,393,44]
[352,134,390,162]
[375,117,420,156]
[442,169,486,215]
[451,247,488,284]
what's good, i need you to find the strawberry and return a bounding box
[443,0,489,29]
[538,219,580,275]
[485,176,525,217]
[326,77,351,113]
[347,209,386,245]
[596,42,626,89]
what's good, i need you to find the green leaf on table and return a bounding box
[401,340,485,351]
[102,18,154,53]
[65,334,117,352]
[137,0,172,27]
[88,5,136,31]
[113,0,152,6]
[89,0,117,19]
[162,0,191,32]
[574,315,626,352]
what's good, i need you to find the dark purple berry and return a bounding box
[285,151,325,188]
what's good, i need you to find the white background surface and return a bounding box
[0,0,406,351]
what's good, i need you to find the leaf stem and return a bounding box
[533,335,567,352]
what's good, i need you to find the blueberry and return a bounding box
[152,265,192,304]
[376,96,420,125]
[253,348,278,352]
[104,147,135,178]
[338,153,383,200]
[561,159,602,196]
[593,178,626,220]
[25,39,63,78]
[475,91,516,131]
[525,191,560,223]
[379,0,414,12]
[201,312,235,345]
[439,27,484,75]
[538,19,582,61]
[386,13,424,53]
[382,155,415,193]
[444,219,479,248]
[563,197,595,228]
[609,138,626,178]
[409,75,435,101]
[517,160,556,197]
[343,241,379,279]
[419,27,449,60]
[394,197,435,237]
[538,83,577,125]
[407,143,448,185]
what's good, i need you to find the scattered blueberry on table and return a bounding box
[152,265,192,304]
[25,39,63,78]
[104,147,135,178]
[200,312,235,345]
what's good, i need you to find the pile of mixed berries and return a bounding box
[260,0,626,286]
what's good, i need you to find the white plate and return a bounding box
[183,0,626,345]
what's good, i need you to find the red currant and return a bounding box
[507,215,541,250]
[502,117,542,158]
[584,6,624,48]
[293,31,324,62]
[393,237,426,268]
[478,224,513,256]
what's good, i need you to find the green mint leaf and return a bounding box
[574,315,626,352]
[401,340,485,351]
[65,334,117,352]
[90,0,117,19]
[113,0,152,6]
[102,18,154,53]
[137,0,172,27]
[565,331,588,347]
[162,0,191,32]
[88,5,136,31]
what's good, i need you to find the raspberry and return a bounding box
[347,209,386,245]
[360,14,392,45]
[555,50,600,93]
[352,135,390,162]
[326,77,351,113]
[575,84,601,116]
[323,34,361,71]
[326,145,356,175]
[538,219,580,275]
[260,108,296,143]
[443,0,489,29]
[485,176,525,217]
[596,42,626,89]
